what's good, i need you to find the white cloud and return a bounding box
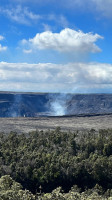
[8,0,112,19]
[23,49,32,54]
[0,35,4,40]
[22,28,103,53]
[0,5,41,25]
[0,36,7,52]
[59,0,112,17]
[0,5,68,30]
[0,61,112,92]
[63,0,112,18]
[47,14,68,28]
[92,0,112,18]
[0,44,7,52]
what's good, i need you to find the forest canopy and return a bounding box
[0,128,112,199]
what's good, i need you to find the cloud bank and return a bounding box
[0,62,112,93]
[22,28,103,53]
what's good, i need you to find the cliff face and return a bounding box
[0,92,49,117]
[0,92,112,117]
[66,94,112,115]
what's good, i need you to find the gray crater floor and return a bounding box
[0,114,112,134]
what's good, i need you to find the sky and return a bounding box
[0,0,112,93]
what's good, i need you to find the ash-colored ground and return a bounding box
[0,115,112,134]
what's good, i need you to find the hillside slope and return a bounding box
[0,92,112,117]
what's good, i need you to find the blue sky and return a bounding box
[0,0,112,93]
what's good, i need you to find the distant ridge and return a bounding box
[0,92,112,117]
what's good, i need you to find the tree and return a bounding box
[0,175,35,200]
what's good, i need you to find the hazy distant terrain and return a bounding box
[0,92,112,117]
[0,92,112,133]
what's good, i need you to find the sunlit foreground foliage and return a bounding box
[39,186,112,200]
[0,175,112,199]
[0,175,35,200]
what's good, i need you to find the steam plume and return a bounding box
[49,93,71,116]
[7,94,22,117]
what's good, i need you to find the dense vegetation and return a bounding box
[0,127,112,199]
[0,175,112,200]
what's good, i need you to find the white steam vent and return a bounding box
[51,101,65,116]
[49,93,70,116]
